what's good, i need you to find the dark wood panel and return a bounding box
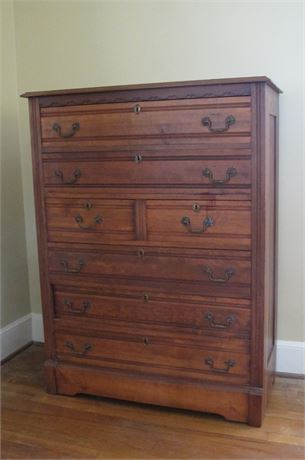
[40,97,251,151]
[48,247,251,294]
[55,331,250,385]
[54,286,251,336]
[43,158,252,187]
[146,199,251,250]
[46,198,136,244]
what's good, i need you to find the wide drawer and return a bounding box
[54,286,251,336]
[146,199,251,250]
[55,331,250,384]
[48,247,251,298]
[46,198,136,244]
[40,97,251,151]
[43,158,251,187]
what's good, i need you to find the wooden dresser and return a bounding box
[23,77,280,426]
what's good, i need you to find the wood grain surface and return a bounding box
[1,345,304,459]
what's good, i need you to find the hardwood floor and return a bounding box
[1,344,304,459]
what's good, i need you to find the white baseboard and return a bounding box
[276,340,305,375]
[0,313,32,360]
[32,313,45,342]
[1,313,305,375]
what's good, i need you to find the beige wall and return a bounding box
[1,0,30,327]
[10,1,304,341]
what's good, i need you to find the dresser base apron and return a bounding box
[44,359,267,426]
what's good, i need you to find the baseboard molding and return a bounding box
[1,314,304,374]
[32,313,45,343]
[276,340,305,375]
[0,314,33,361]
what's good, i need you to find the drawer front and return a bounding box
[55,332,250,384]
[46,198,136,244]
[43,158,251,187]
[146,200,251,250]
[40,97,251,151]
[48,248,251,298]
[54,287,251,336]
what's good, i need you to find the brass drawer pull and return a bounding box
[201,115,235,133]
[203,266,235,283]
[143,337,149,345]
[65,341,92,356]
[74,214,103,230]
[204,357,235,373]
[54,169,81,185]
[133,104,141,114]
[64,300,91,314]
[52,122,80,138]
[60,259,85,274]
[202,167,237,185]
[181,216,214,234]
[134,154,143,163]
[205,312,235,329]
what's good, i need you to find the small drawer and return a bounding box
[54,286,251,336]
[146,199,251,250]
[55,331,250,384]
[48,247,251,299]
[40,96,251,152]
[46,198,136,244]
[42,158,251,188]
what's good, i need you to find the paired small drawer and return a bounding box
[40,96,251,151]
[46,198,251,250]
[55,331,250,384]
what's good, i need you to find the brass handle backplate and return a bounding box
[54,169,81,185]
[60,259,85,274]
[201,115,235,133]
[205,312,235,329]
[203,266,235,283]
[64,300,91,314]
[65,341,92,356]
[202,167,237,185]
[52,122,80,138]
[204,357,236,373]
[181,216,214,234]
[74,214,103,230]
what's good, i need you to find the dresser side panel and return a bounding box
[28,98,57,391]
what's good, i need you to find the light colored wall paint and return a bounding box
[1,0,31,327]
[13,1,304,341]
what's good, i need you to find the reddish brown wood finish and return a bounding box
[23,77,280,426]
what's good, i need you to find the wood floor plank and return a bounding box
[1,344,305,459]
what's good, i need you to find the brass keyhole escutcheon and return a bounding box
[134,154,143,163]
[138,248,145,258]
[84,202,93,210]
[143,293,149,302]
[143,337,149,345]
[192,203,201,212]
[133,104,141,114]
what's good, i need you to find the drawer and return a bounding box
[55,331,250,384]
[54,286,251,336]
[40,96,251,151]
[46,198,136,244]
[42,158,252,187]
[146,199,251,250]
[48,247,251,298]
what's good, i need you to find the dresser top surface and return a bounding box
[21,76,281,98]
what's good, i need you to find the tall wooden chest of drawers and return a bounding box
[23,77,280,426]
